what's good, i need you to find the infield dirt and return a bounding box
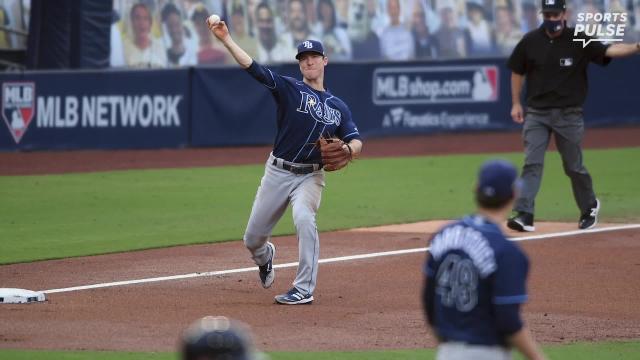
[1,128,639,351]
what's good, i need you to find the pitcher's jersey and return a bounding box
[425,215,529,346]
[246,61,361,164]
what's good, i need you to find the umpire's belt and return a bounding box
[271,156,320,175]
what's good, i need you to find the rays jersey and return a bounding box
[424,215,529,346]
[246,61,361,164]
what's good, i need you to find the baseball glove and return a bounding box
[317,137,352,171]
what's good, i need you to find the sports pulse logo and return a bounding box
[573,12,627,48]
[2,82,36,144]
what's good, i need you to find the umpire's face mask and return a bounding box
[542,11,565,33]
[543,18,564,33]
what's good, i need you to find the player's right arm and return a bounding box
[208,19,252,69]
[493,247,545,360]
[208,18,282,93]
[508,326,546,360]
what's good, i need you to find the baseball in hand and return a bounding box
[207,14,220,26]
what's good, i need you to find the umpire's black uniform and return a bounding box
[507,22,610,230]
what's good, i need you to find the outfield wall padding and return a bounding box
[1,57,638,151]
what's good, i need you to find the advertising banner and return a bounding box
[0,69,190,150]
[2,57,638,151]
[362,60,512,137]
[190,58,514,148]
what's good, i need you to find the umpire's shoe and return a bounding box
[275,287,313,305]
[507,211,535,232]
[579,199,601,230]
[259,242,276,289]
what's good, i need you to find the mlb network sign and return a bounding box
[373,66,499,105]
[2,81,183,144]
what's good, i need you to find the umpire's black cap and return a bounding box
[541,0,566,13]
[181,316,258,360]
[295,40,325,60]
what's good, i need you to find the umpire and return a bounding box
[507,0,640,232]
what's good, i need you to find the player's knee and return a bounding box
[522,163,543,174]
[243,232,268,251]
[562,164,587,177]
[293,211,316,229]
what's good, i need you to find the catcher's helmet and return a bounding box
[181,316,257,360]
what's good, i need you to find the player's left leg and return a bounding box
[553,107,599,228]
[287,171,325,298]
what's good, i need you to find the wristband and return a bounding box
[345,143,353,159]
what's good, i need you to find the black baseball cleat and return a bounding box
[507,211,535,232]
[258,242,275,289]
[579,199,601,230]
[274,287,313,305]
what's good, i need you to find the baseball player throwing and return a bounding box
[424,159,546,360]
[207,14,362,305]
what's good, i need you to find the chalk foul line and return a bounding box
[41,224,640,294]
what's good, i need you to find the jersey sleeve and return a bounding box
[335,106,361,142]
[492,245,529,305]
[494,303,524,335]
[245,60,286,93]
[491,245,528,336]
[507,39,527,75]
[582,35,611,66]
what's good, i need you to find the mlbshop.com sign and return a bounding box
[372,66,499,105]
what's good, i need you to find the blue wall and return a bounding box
[1,69,190,150]
[1,57,638,151]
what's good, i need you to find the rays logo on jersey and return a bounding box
[296,91,342,126]
[2,82,36,144]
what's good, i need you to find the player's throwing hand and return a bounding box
[206,16,229,42]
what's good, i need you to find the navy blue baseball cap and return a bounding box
[476,159,522,203]
[295,40,325,60]
[182,316,257,360]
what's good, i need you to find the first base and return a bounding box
[0,288,46,304]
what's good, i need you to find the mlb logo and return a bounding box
[471,66,499,101]
[545,0,555,5]
[560,58,573,66]
[2,82,36,144]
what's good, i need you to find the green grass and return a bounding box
[1,341,639,360]
[1,148,639,264]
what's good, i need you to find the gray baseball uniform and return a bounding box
[244,154,324,295]
[242,57,360,299]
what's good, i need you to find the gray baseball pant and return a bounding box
[514,106,596,215]
[243,154,325,295]
[436,343,512,360]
